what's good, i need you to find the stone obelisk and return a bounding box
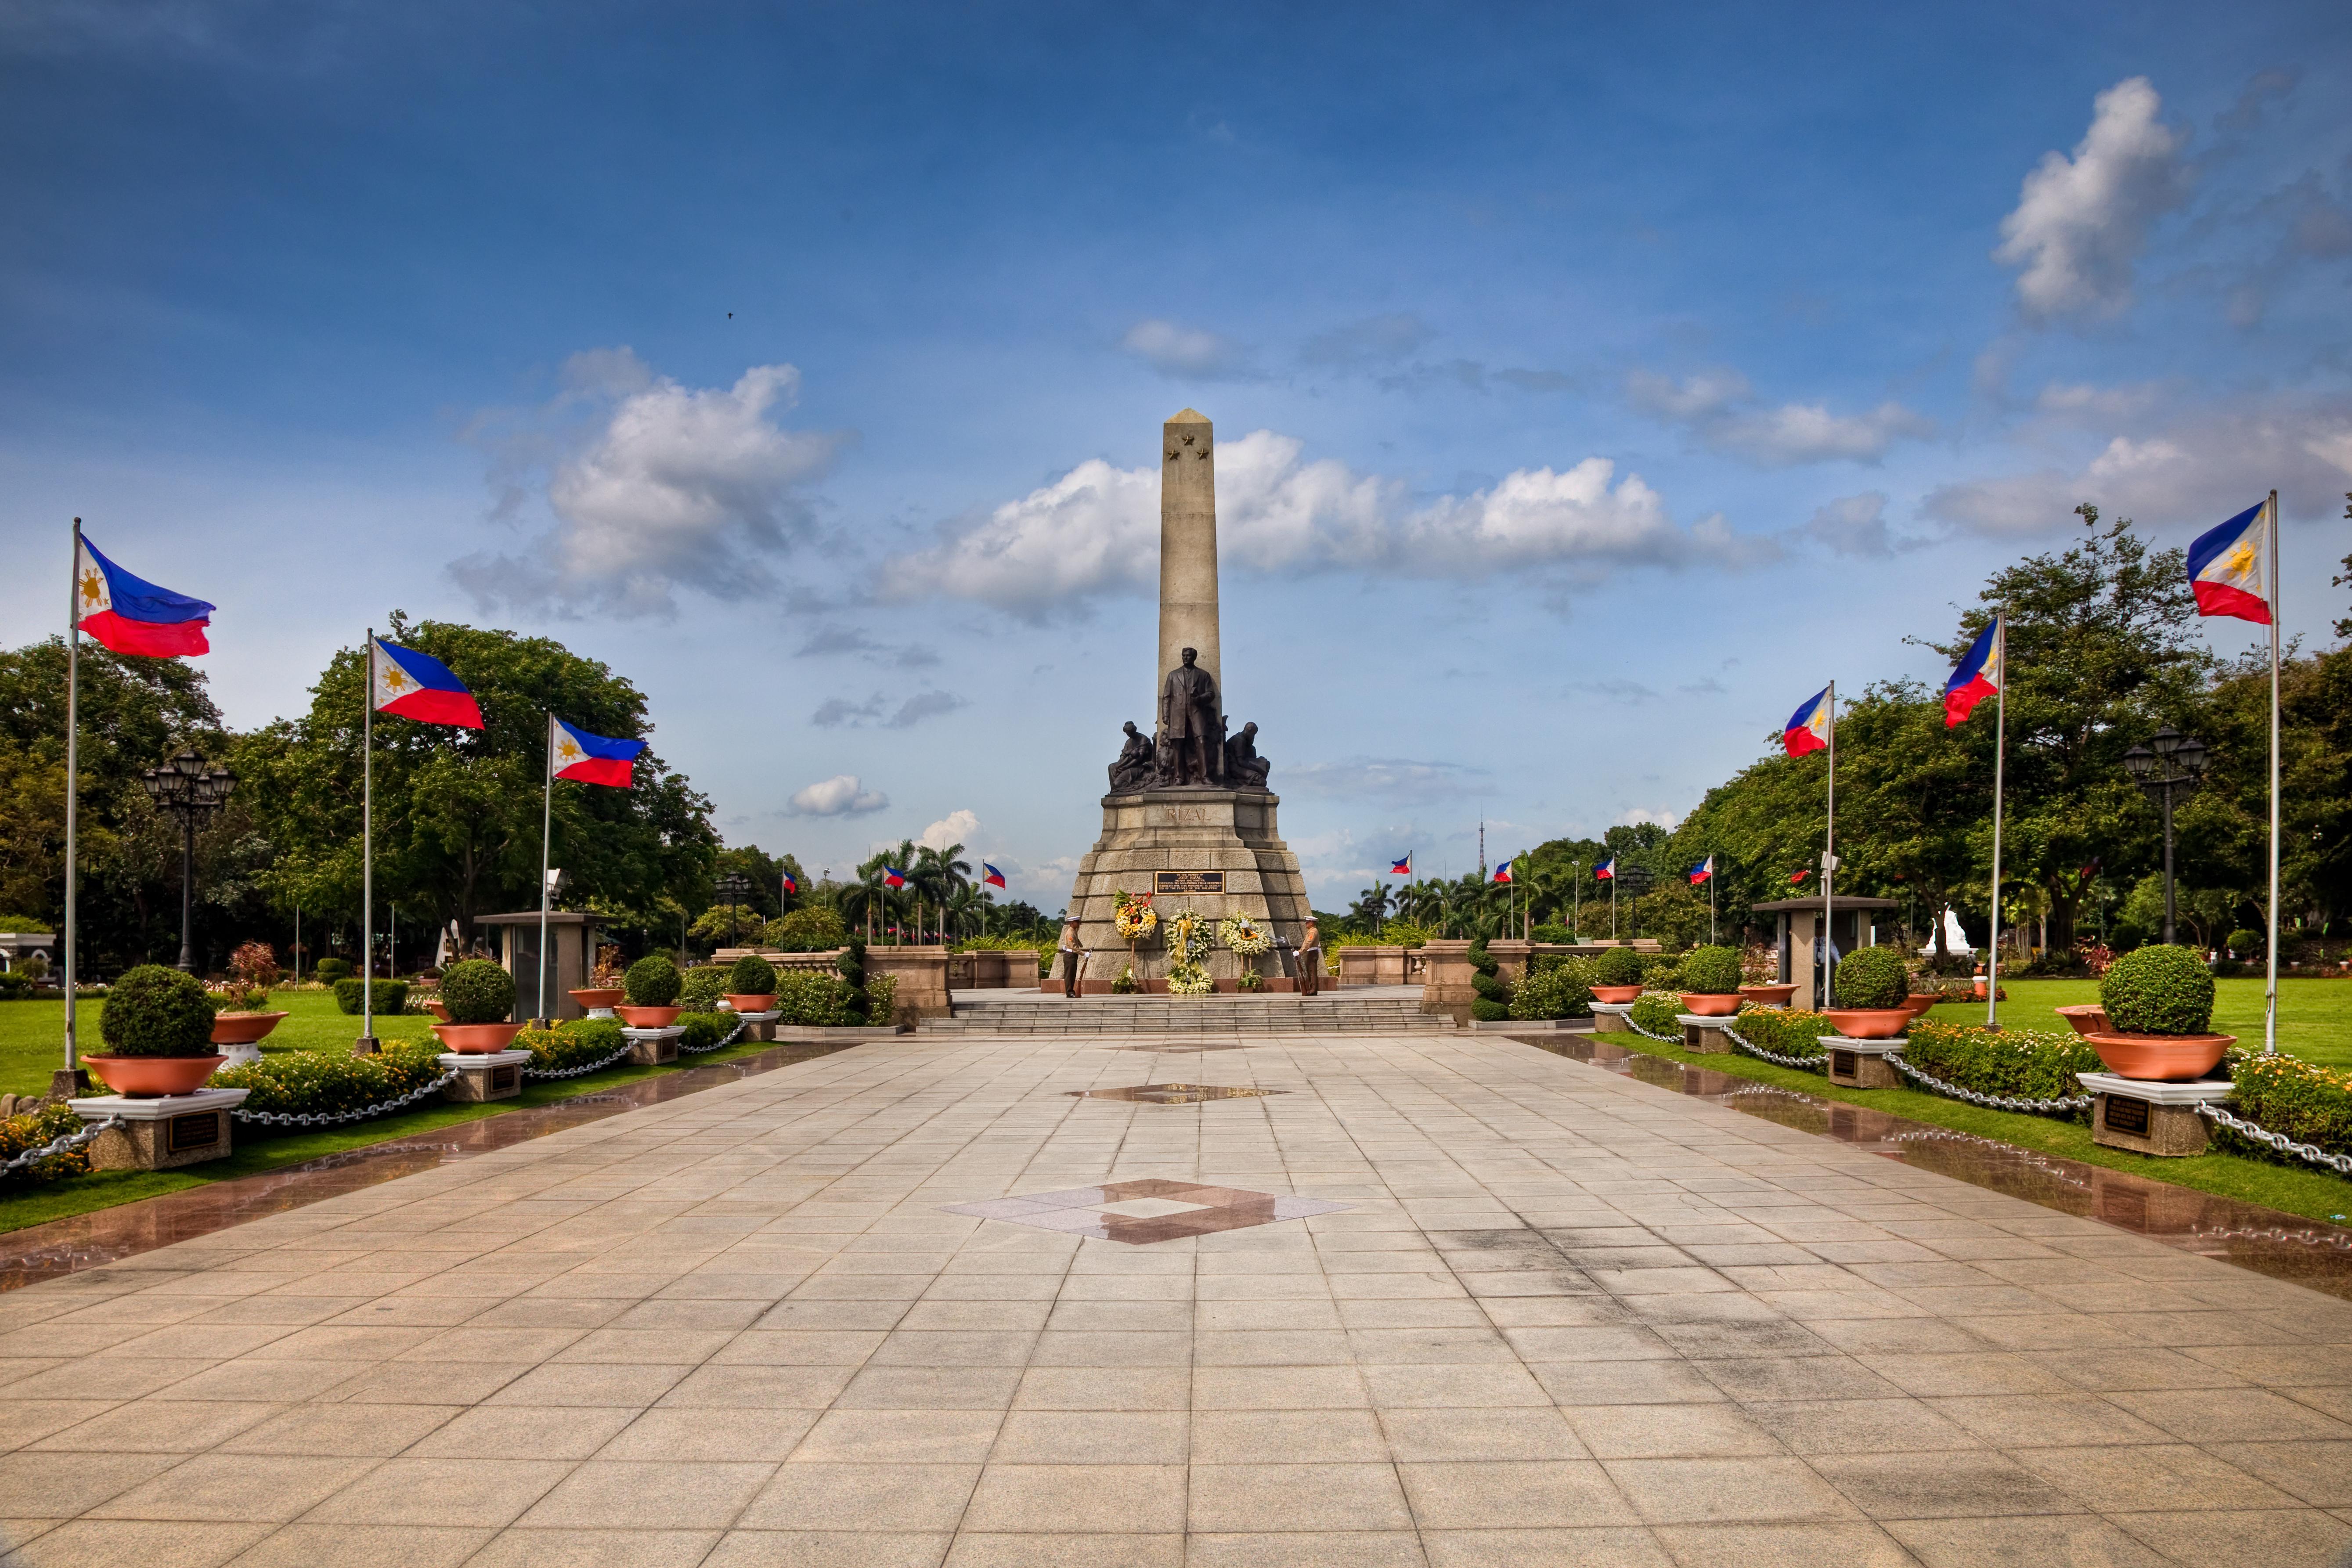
[1158,408,1219,690]
[1059,408,1311,991]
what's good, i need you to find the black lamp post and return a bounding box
[1616,864,1654,940]
[2122,726,2206,945]
[139,748,235,972]
[717,873,752,949]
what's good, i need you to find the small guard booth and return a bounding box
[476,911,604,1022]
[1750,896,1901,1010]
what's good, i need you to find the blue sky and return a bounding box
[4,0,2349,909]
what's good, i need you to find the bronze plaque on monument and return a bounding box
[1155,871,1226,894]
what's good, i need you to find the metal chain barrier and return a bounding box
[1882,1051,2091,1114]
[1721,1024,1826,1071]
[678,1016,750,1055]
[521,1040,635,1082]
[2197,1100,2352,1175]
[232,1069,462,1128]
[1623,1012,1682,1044]
[0,1114,125,1174]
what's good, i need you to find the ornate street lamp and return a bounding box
[140,748,235,972]
[1616,863,1654,940]
[2122,725,2206,945]
[717,872,753,949]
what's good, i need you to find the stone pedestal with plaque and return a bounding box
[1066,789,1310,989]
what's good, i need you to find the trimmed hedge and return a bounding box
[517,1018,627,1072]
[1830,947,1906,1009]
[1629,991,1683,1035]
[2224,1053,2352,1161]
[1680,945,1742,995]
[678,967,730,1014]
[680,1012,738,1051]
[99,966,216,1056]
[1591,947,1643,988]
[1510,956,1593,1020]
[439,959,514,1025]
[1469,939,1509,1023]
[836,940,871,1024]
[1731,1006,1832,1061]
[213,1044,448,1121]
[728,954,778,996]
[2100,944,2215,1035]
[314,957,352,981]
[624,955,681,1007]
[1902,1021,2101,1107]
[332,978,411,1017]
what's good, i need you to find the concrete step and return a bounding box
[925,995,1440,1035]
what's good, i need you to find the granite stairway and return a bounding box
[922,994,1439,1035]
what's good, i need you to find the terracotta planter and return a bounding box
[1591,985,1644,1005]
[2084,1031,2233,1082]
[1678,993,1740,1016]
[432,1022,527,1054]
[2054,1004,2111,1037]
[423,1001,451,1022]
[1738,984,1797,1007]
[724,993,777,1014]
[570,987,625,1010]
[1903,994,1942,1019]
[614,1005,682,1028]
[83,1054,225,1098]
[209,1011,287,1045]
[1822,1008,1913,1040]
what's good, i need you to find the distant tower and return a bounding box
[1478,819,1486,882]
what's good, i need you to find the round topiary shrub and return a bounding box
[836,939,870,1023]
[624,955,681,1008]
[99,965,216,1057]
[1830,947,1907,1010]
[2099,944,2216,1036]
[314,956,351,981]
[2227,927,2261,957]
[1592,946,1643,988]
[439,959,515,1025]
[1680,945,1742,995]
[728,954,778,996]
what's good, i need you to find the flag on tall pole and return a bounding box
[1390,854,1412,877]
[1687,855,1714,884]
[364,638,483,1045]
[982,863,1007,889]
[1946,613,2008,1026]
[2190,494,2282,1052]
[537,716,647,1019]
[1784,684,1836,1003]
[61,523,215,1084]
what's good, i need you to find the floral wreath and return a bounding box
[1218,915,1273,957]
[1112,887,1159,941]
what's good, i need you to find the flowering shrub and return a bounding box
[1628,991,1683,1035]
[2222,1053,2352,1160]
[214,1044,449,1120]
[767,968,895,1025]
[0,1102,95,1182]
[517,1019,627,1072]
[1740,944,1778,984]
[1902,1021,2100,1105]
[229,941,281,989]
[1732,1006,1832,1061]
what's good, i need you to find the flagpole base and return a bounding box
[350,1036,382,1058]
[49,1068,91,1101]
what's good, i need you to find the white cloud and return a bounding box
[880,429,1746,613]
[1118,319,1248,379]
[920,810,978,851]
[1284,757,1494,805]
[1797,492,1894,557]
[450,350,847,618]
[1616,807,1684,830]
[812,690,968,729]
[1994,77,2189,324]
[1627,369,1932,465]
[785,774,889,817]
[1923,395,2352,535]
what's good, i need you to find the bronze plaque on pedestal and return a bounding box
[167,1112,222,1154]
[1154,871,1225,894]
[2104,1095,2150,1136]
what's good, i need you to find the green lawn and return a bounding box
[1920,975,2352,1068]
[0,988,794,1235]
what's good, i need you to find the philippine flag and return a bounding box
[372,639,484,728]
[1790,869,1811,885]
[1688,854,1714,885]
[883,866,907,889]
[551,716,646,788]
[1492,860,1512,885]
[1390,854,1412,877]
[983,862,1007,889]
[781,872,799,895]
[1596,857,1617,880]
[74,535,213,657]
[2187,498,2274,625]
[1942,617,2003,728]
[1783,686,1831,758]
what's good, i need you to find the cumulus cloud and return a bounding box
[786,774,889,817]
[1119,319,1248,379]
[450,349,848,617]
[1616,807,1684,830]
[1923,395,2352,535]
[919,810,978,851]
[1994,77,2189,324]
[879,429,1750,614]
[1797,492,1895,557]
[1627,369,1932,465]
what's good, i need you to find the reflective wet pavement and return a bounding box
[0,1041,857,1292]
[1514,1032,2352,1301]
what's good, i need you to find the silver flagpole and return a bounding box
[1822,681,1836,1008]
[2265,491,2281,1054]
[1986,613,2006,1029]
[361,631,375,1052]
[61,520,83,1092]
[539,712,554,1024]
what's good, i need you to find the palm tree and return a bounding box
[915,841,972,944]
[1350,880,1393,936]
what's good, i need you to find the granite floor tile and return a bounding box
[1186,1461,1414,1532]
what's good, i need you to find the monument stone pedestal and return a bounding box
[1822,1035,1904,1090]
[439,1050,530,1103]
[1067,788,1309,988]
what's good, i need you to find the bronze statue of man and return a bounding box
[1158,647,1221,786]
[1108,721,1156,793]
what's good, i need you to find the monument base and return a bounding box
[1065,787,1309,988]
[2079,1073,2226,1157]
[623,1026,683,1065]
[68,1089,251,1171]
[439,1050,530,1103]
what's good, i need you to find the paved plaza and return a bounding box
[0,1029,2347,1567]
